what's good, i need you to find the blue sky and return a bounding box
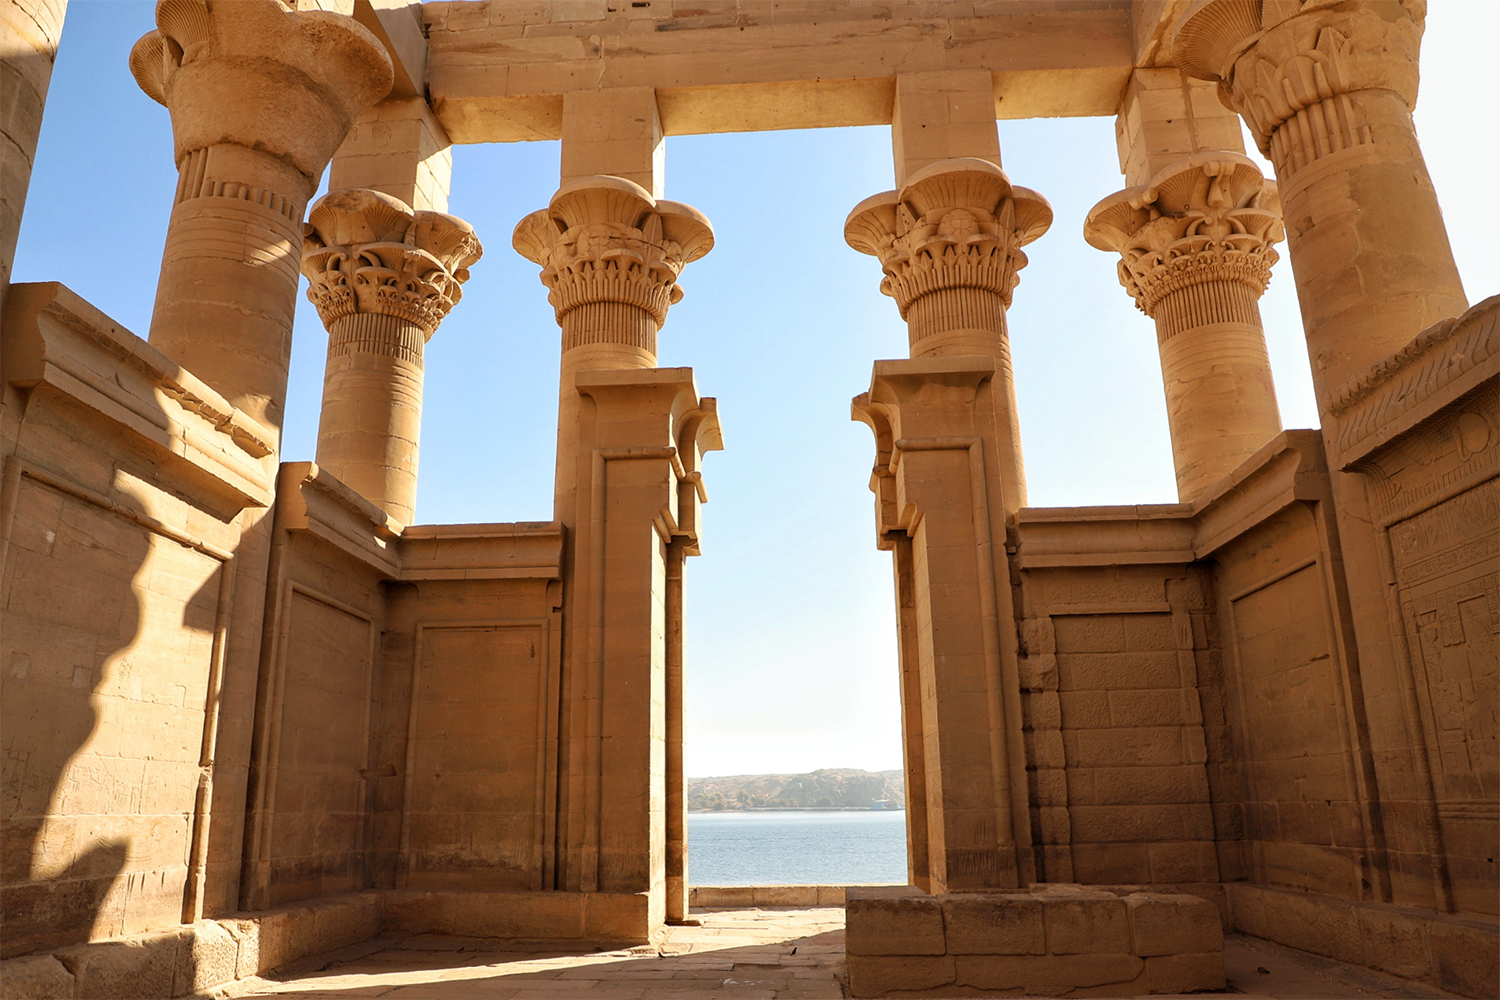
[15,2,1496,777]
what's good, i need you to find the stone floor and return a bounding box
[224,906,1458,999]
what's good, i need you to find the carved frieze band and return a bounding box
[1084,152,1282,337]
[301,188,482,348]
[1330,297,1500,466]
[1173,0,1422,179]
[845,158,1052,343]
[512,176,714,345]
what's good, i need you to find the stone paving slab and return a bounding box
[224,906,1459,999]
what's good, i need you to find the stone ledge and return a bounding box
[688,884,871,908]
[0,892,381,1000]
[845,883,1225,998]
[1225,881,1499,999]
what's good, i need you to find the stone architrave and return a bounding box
[301,188,482,526]
[845,157,1051,515]
[130,0,393,443]
[1085,151,1285,500]
[513,177,717,929]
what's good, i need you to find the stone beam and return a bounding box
[422,1,1136,144]
[354,0,427,100]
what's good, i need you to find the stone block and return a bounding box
[845,886,945,956]
[1036,887,1130,955]
[846,954,955,997]
[581,891,651,942]
[1354,904,1431,981]
[1428,916,1500,1000]
[179,920,240,995]
[55,928,184,1000]
[941,893,1045,955]
[0,954,74,1000]
[1144,952,1225,993]
[380,891,456,937]
[222,918,261,980]
[1124,892,1223,956]
[954,953,1144,991]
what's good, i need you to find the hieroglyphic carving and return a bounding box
[301,188,482,362]
[512,176,714,354]
[1084,152,1282,337]
[844,158,1052,349]
[1359,383,1499,526]
[1173,0,1422,179]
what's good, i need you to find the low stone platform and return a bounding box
[846,884,1224,998]
[220,905,1460,999]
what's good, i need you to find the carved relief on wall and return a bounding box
[1391,478,1500,807]
[1360,384,1499,527]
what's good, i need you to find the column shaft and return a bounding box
[301,188,481,525]
[1085,152,1285,499]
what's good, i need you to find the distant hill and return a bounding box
[688,768,904,811]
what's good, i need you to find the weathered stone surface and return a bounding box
[0,953,74,1000]
[845,887,946,956]
[1124,891,1223,957]
[941,893,1045,956]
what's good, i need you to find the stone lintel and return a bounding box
[423,1,1136,144]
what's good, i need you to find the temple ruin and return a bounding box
[1,1,1495,997]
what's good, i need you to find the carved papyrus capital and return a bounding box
[1084,152,1283,325]
[512,176,714,352]
[1172,0,1422,175]
[301,188,483,349]
[129,0,393,189]
[845,158,1052,316]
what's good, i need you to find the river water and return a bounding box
[687,810,907,885]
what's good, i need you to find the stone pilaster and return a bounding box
[300,188,482,525]
[130,0,393,443]
[1173,0,1467,408]
[845,157,1051,514]
[513,175,713,525]
[1085,151,1285,500]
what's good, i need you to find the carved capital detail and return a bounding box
[844,158,1053,322]
[301,188,483,344]
[129,0,393,185]
[1172,0,1422,175]
[512,176,714,338]
[1084,152,1284,324]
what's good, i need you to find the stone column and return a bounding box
[845,157,1051,514]
[1173,0,1467,408]
[848,157,1051,892]
[1085,152,1285,499]
[1173,0,1469,911]
[1,0,67,316]
[513,176,716,931]
[300,189,482,525]
[129,0,393,444]
[513,176,713,526]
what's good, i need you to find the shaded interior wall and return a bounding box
[1,285,271,957]
[1355,381,1499,916]
[1015,563,1219,888]
[245,519,387,909]
[379,577,561,893]
[1208,502,1377,902]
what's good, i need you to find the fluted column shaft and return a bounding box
[846,158,1052,514]
[1174,0,1466,415]
[1086,152,1285,499]
[301,189,482,525]
[130,0,392,443]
